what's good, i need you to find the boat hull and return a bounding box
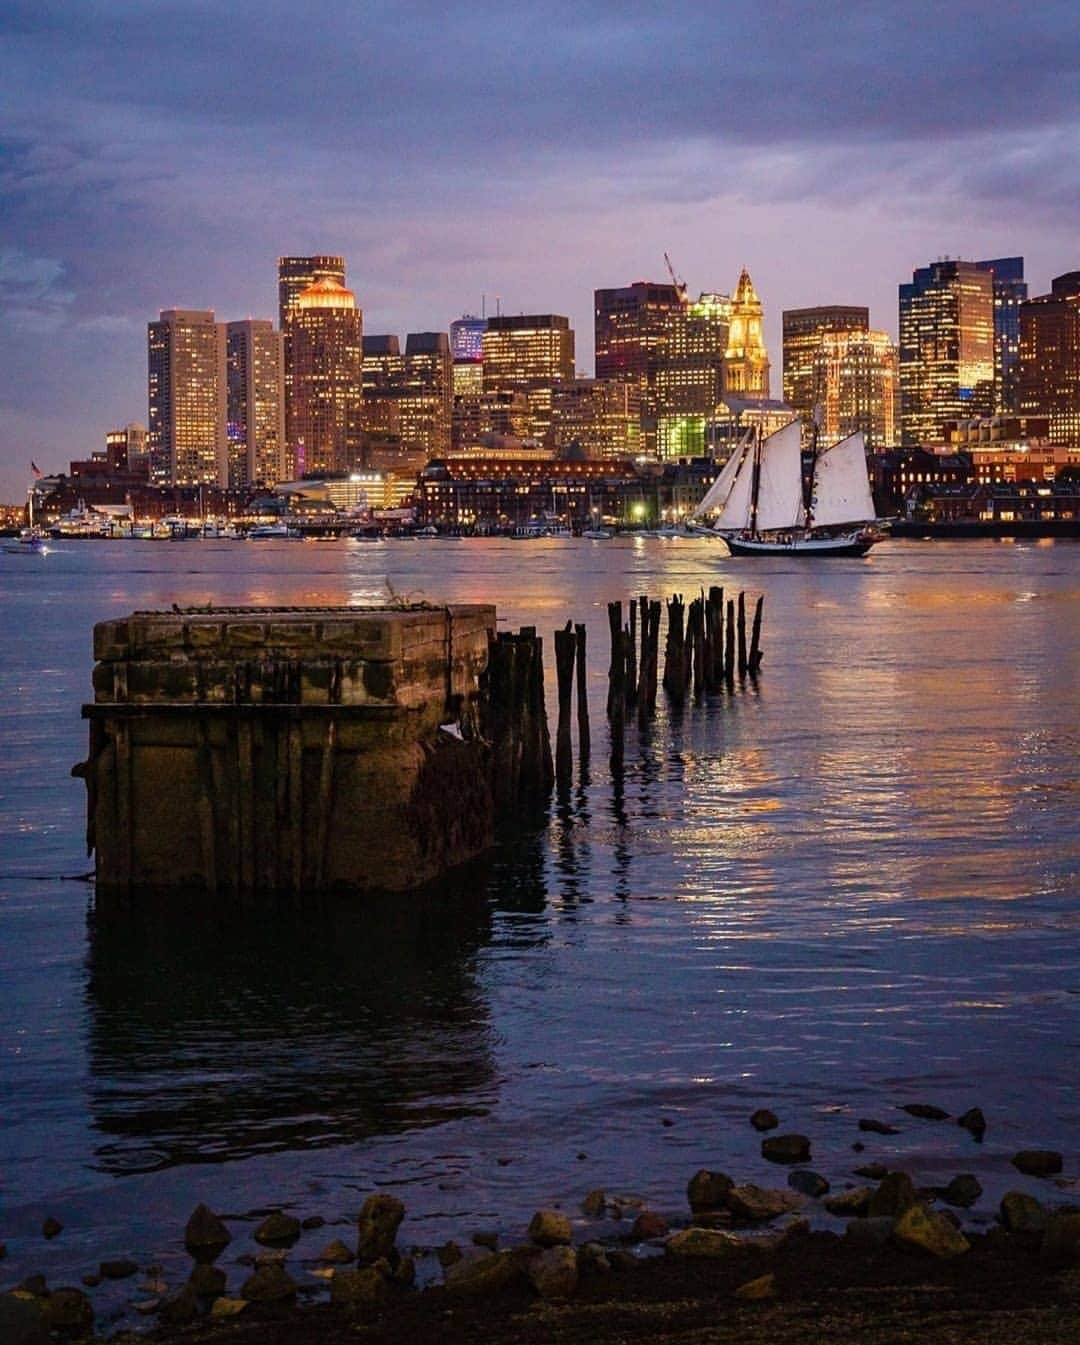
[724,533,878,558]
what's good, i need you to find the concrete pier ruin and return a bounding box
[76,605,551,900]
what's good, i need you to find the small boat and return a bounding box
[581,527,612,539]
[247,522,298,539]
[4,528,47,554]
[699,423,885,558]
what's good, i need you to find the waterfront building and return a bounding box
[287,277,364,476]
[147,309,227,486]
[724,269,770,400]
[654,292,731,460]
[481,314,575,442]
[939,415,1080,483]
[594,281,684,455]
[974,258,1027,413]
[361,335,405,442]
[105,423,149,474]
[1018,271,1080,447]
[225,320,286,487]
[782,306,869,427]
[400,333,452,459]
[452,389,531,450]
[552,378,641,459]
[811,330,899,451]
[899,260,995,445]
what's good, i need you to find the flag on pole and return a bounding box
[31,461,42,479]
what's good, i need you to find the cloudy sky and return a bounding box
[1,1,1077,498]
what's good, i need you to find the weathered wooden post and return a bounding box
[574,621,590,760]
[737,591,748,678]
[689,597,705,699]
[748,594,764,676]
[606,601,623,717]
[553,622,576,788]
[725,598,736,689]
[647,599,662,714]
[663,594,685,703]
[627,599,638,707]
[709,586,725,684]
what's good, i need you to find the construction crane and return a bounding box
[664,252,689,304]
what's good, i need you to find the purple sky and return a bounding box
[1,1,1077,499]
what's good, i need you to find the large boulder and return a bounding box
[725,1184,805,1224]
[159,1286,200,1325]
[527,1246,578,1299]
[443,1250,523,1297]
[750,1109,779,1132]
[188,1263,227,1297]
[581,1189,606,1217]
[254,1212,301,1246]
[629,1211,669,1241]
[734,1272,776,1300]
[184,1203,232,1260]
[893,1205,970,1258]
[1041,1212,1080,1268]
[899,1103,949,1120]
[788,1170,829,1199]
[528,1209,572,1247]
[317,1238,354,1264]
[867,1172,917,1218]
[99,1258,138,1280]
[844,1216,896,1248]
[0,1294,48,1345]
[957,1107,986,1139]
[1012,1150,1063,1177]
[687,1169,734,1212]
[330,1267,389,1311]
[824,1187,872,1217]
[858,1118,900,1135]
[1000,1191,1048,1234]
[941,1174,982,1209]
[357,1195,405,1263]
[666,1227,743,1258]
[762,1134,811,1164]
[239,1264,298,1302]
[40,1288,94,1333]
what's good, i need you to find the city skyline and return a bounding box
[1,2,1078,499]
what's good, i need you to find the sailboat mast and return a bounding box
[748,425,762,539]
[805,413,821,533]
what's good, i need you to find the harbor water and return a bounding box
[0,536,1077,1321]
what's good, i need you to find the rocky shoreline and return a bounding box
[3,1113,1077,1344]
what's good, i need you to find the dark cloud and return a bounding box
[0,1,1077,493]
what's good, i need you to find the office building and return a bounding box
[811,330,899,450]
[974,258,1027,413]
[724,269,771,400]
[655,292,731,460]
[782,306,869,426]
[400,332,452,459]
[452,389,531,450]
[362,335,405,441]
[287,277,364,476]
[1018,271,1080,447]
[225,320,286,487]
[147,309,227,486]
[277,255,346,330]
[552,378,641,458]
[595,281,684,454]
[482,314,575,442]
[105,423,149,473]
[899,260,995,445]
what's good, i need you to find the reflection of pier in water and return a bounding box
[84,881,499,1175]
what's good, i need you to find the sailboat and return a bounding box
[695,422,884,557]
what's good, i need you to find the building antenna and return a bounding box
[481,294,486,319]
[496,295,501,317]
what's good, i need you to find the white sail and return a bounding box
[753,420,806,532]
[711,435,756,532]
[810,431,876,528]
[690,432,751,521]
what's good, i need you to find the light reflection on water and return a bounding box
[0,537,1077,1300]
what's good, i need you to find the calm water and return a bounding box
[1,536,1078,1316]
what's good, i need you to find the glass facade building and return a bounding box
[482,314,575,443]
[287,278,364,476]
[974,257,1027,414]
[225,320,286,488]
[147,309,227,487]
[782,306,869,430]
[1018,271,1080,448]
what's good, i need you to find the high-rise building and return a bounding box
[1018,271,1080,448]
[724,269,771,400]
[595,282,684,454]
[552,378,641,459]
[105,423,149,474]
[287,277,364,476]
[482,314,575,442]
[452,389,531,450]
[224,321,286,487]
[899,260,995,445]
[811,330,899,451]
[782,306,870,426]
[147,309,227,486]
[277,255,347,330]
[400,333,452,459]
[655,291,731,460]
[362,335,405,441]
[973,258,1027,413]
[450,315,487,397]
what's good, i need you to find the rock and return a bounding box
[582,1189,606,1217]
[254,1211,301,1246]
[134,1299,160,1316]
[750,1108,779,1132]
[527,1245,578,1299]
[666,1227,743,1258]
[436,1241,463,1269]
[41,1218,63,1240]
[184,1203,231,1259]
[629,1211,669,1241]
[472,1231,499,1252]
[824,1187,873,1218]
[317,1238,354,1264]
[81,1274,101,1288]
[1000,1191,1049,1234]
[141,1277,169,1295]
[100,1258,139,1280]
[528,1209,572,1247]
[726,1184,805,1224]
[858,1118,900,1135]
[159,1286,199,1325]
[1012,1150,1063,1177]
[762,1134,811,1164]
[687,1169,734,1212]
[844,1216,896,1248]
[188,1263,227,1296]
[40,1287,93,1333]
[356,1194,405,1263]
[867,1172,917,1218]
[330,1267,388,1311]
[854,1163,889,1180]
[788,1170,829,1199]
[18,1277,47,1298]
[301,1216,325,1231]
[443,1250,523,1296]
[852,1141,865,1152]
[734,1271,776,1300]
[893,1204,970,1258]
[239,1264,298,1302]
[941,1174,982,1208]
[661,1117,674,1128]
[0,1294,48,1345]
[1041,1212,1080,1268]
[210,1297,248,1317]
[900,1103,950,1121]
[254,1248,288,1266]
[957,1107,986,1139]
[392,1255,415,1287]
[578,1242,611,1273]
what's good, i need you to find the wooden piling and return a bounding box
[737,590,748,678]
[627,599,638,706]
[725,598,736,689]
[748,594,764,676]
[709,586,725,684]
[647,599,661,713]
[606,601,622,718]
[554,622,576,787]
[574,621,590,759]
[690,597,705,699]
[663,594,686,703]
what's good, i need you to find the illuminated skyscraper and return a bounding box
[552,378,641,459]
[225,320,286,487]
[277,255,347,330]
[1018,271,1080,447]
[287,277,363,476]
[782,306,869,427]
[899,260,995,445]
[450,315,487,397]
[973,258,1027,413]
[452,389,531,450]
[655,292,731,459]
[401,333,452,458]
[811,330,899,451]
[147,309,227,486]
[482,314,575,442]
[724,269,770,399]
[595,282,683,454]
